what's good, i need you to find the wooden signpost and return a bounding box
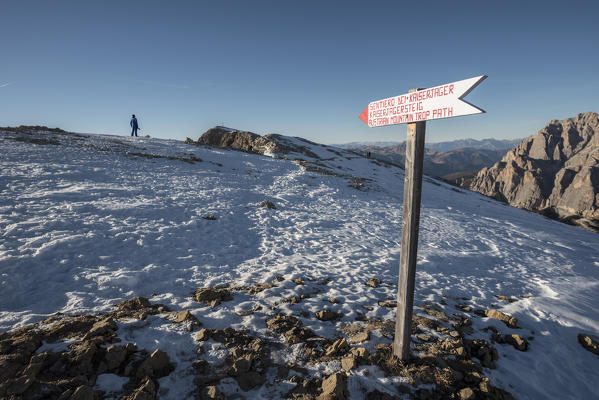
[359,75,487,360]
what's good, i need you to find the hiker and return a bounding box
[130,114,139,137]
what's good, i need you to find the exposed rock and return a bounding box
[378,301,397,308]
[123,378,157,400]
[238,281,277,295]
[350,331,369,343]
[467,339,499,369]
[329,297,340,304]
[228,353,253,376]
[105,344,135,371]
[319,372,348,400]
[456,304,473,313]
[469,112,599,232]
[266,314,316,344]
[292,277,304,285]
[424,307,450,321]
[193,359,211,375]
[496,295,517,303]
[341,355,357,371]
[578,333,599,356]
[259,200,276,209]
[197,328,211,341]
[315,309,339,321]
[111,297,168,320]
[196,126,322,160]
[115,297,151,311]
[69,385,95,400]
[83,317,116,339]
[201,385,224,400]
[365,278,381,288]
[193,288,233,307]
[136,349,173,379]
[197,127,279,155]
[287,377,323,399]
[41,315,99,342]
[458,387,475,400]
[173,310,200,325]
[485,310,518,328]
[234,371,266,391]
[350,347,369,360]
[505,334,528,351]
[325,338,349,356]
[0,312,174,400]
[417,334,433,342]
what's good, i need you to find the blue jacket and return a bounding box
[130,117,138,129]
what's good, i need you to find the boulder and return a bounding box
[315,309,338,321]
[578,333,599,356]
[173,310,200,325]
[234,371,265,391]
[377,301,397,308]
[197,328,211,341]
[83,317,116,339]
[318,372,347,400]
[136,349,173,379]
[341,356,357,371]
[325,338,349,356]
[485,310,518,328]
[104,344,130,371]
[193,288,233,307]
[259,200,276,209]
[505,334,528,351]
[122,378,156,400]
[201,385,224,400]
[68,385,95,400]
[458,387,475,400]
[350,331,369,344]
[365,278,381,288]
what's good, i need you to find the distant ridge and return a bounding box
[334,138,522,152]
[344,138,522,180]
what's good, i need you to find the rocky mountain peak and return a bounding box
[469,112,599,231]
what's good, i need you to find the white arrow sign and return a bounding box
[359,75,487,127]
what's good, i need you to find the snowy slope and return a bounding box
[1,128,598,399]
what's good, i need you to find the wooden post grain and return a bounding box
[393,90,426,360]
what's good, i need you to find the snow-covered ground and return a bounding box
[1,128,598,399]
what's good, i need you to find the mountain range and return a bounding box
[335,138,522,153]
[346,143,517,180]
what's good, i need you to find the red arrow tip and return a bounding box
[358,106,369,125]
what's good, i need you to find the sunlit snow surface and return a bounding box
[1,130,598,399]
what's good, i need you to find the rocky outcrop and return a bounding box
[196,127,280,155]
[469,112,599,231]
[194,126,320,159]
[0,299,174,400]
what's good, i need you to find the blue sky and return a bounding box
[1,0,598,144]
